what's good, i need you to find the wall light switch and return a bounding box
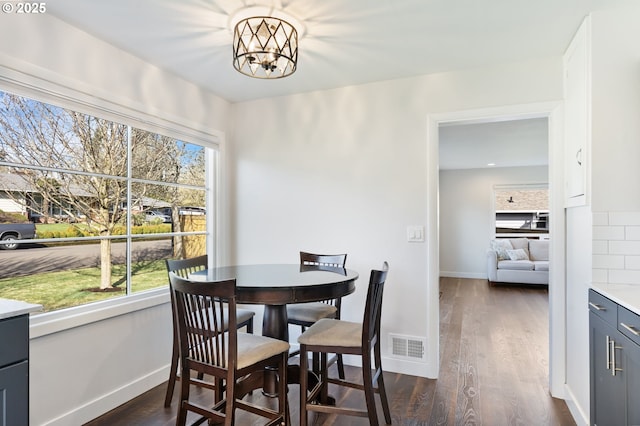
[407,225,425,242]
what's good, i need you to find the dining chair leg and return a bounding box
[299,344,309,426]
[336,354,345,379]
[319,352,329,404]
[362,350,380,426]
[375,340,392,424]
[278,351,288,426]
[215,377,224,403]
[176,365,190,426]
[164,337,179,407]
[226,377,236,425]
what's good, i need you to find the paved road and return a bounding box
[0,239,173,278]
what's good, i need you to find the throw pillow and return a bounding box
[508,238,531,258]
[490,239,513,260]
[507,248,529,261]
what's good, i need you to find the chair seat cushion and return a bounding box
[237,333,290,370]
[298,318,361,348]
[287,302,337,324]
[236,307,255,324]
[212,306,254,331]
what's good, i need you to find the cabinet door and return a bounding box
[625,338,640,425]
[564,17,590,206]
[590,313,626,426]
[0,361,28,426]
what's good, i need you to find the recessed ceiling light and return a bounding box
[487,163,496,167]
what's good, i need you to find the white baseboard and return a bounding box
[563,384,589,426]
[40,366,169,426]
[439,271,486,279]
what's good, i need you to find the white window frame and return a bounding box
[0,67,222,338]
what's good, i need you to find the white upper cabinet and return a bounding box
[563,17,591,207]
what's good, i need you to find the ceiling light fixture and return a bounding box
[232,15,298,79]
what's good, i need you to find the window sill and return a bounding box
[29,287,171,339]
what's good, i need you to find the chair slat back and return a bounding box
[166,255,208,278]
[300,251,347,310]
[165,256,210,337]
[169,272,238,372]
[362,262,389,346]
[300,251,347,267]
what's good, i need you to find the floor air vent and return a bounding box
[390,334,426,360]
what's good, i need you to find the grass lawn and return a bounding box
[0,260,168,312]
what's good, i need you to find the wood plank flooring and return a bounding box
[84,278,575,425]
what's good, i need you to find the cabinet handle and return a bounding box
[576,148,582,166]
[610,337,623,376]
[606,335,612,370]
[620,322,640,336]
[589,302,606,311]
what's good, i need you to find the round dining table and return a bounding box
[190,263,359,341]
[189,263,359,396]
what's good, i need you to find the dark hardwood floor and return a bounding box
[84,278,575,425]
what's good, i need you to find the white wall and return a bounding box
[590,1,640,213]
[0,14,231,426]
[229,58,563,378]
[439,166,548,278]
[0,15,230,134]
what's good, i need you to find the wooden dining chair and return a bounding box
[169,272,289,426]
[298,262,392,426]
[287,251,347,378]
[164,255,256,407]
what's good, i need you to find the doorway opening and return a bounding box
[426,102,565,396]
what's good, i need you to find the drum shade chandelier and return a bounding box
[232,15,298,79]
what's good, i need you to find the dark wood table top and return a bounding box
[190,263,359,305]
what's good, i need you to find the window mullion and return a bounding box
[126,125,133,295]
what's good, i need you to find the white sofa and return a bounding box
[487,238,549,285]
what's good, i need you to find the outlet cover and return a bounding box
[406,225,425,242]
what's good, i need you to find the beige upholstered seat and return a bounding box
[170,272,289,426]
[286,302,337,324]
[299,262,392,426]
[164,255,255,407]
[297,318,361,348]
[287,251,347,378]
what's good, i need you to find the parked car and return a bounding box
[179,206,205,215]
[0,222,37,250]
[145,210,171,223]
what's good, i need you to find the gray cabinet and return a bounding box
[589,289,640,426]
[0,314,29,426]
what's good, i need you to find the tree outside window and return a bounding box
[0,91,209,311]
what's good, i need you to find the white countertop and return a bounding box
[0,298,43,320]
[591,283,640,314]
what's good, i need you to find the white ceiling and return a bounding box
[438,118,549,170]
[47,0,621,103]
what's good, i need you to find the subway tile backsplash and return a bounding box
[594,212,640,286]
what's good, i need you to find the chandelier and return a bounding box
[232,16,298,79]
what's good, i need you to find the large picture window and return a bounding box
[0,91,210,312]
[494,184,549,240]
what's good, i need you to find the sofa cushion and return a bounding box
[529,240,549,261]
[507,248,529,261]
[533,261,549,271]
[497,260,534,271]
[508,238,531,258]
[490,239,513,260]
